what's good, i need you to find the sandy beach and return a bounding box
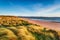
[21,18,60,31]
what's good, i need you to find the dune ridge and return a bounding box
[0,16,60,40]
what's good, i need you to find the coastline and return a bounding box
[21,18,60,31]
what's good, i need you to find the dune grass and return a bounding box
[0,16,60,40]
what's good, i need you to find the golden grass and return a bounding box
[0,16,59,40]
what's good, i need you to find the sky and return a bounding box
[0,0,60,17]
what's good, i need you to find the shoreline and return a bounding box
[21,18,60,31]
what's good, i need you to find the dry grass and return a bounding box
[0,16,59,40]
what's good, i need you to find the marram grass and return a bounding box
[0,16,60,40]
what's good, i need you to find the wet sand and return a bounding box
[21,18,60,31]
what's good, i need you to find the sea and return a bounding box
[20,17,60,22]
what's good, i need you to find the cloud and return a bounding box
[0,0,60,17]
[0,3,60,17]
[34,4,60,17]
[22,1,60,17]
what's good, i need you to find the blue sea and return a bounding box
[21,16,60,23]
[20,17,60,22]
[29,17,60,22]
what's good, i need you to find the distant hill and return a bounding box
[0,16,60,40]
